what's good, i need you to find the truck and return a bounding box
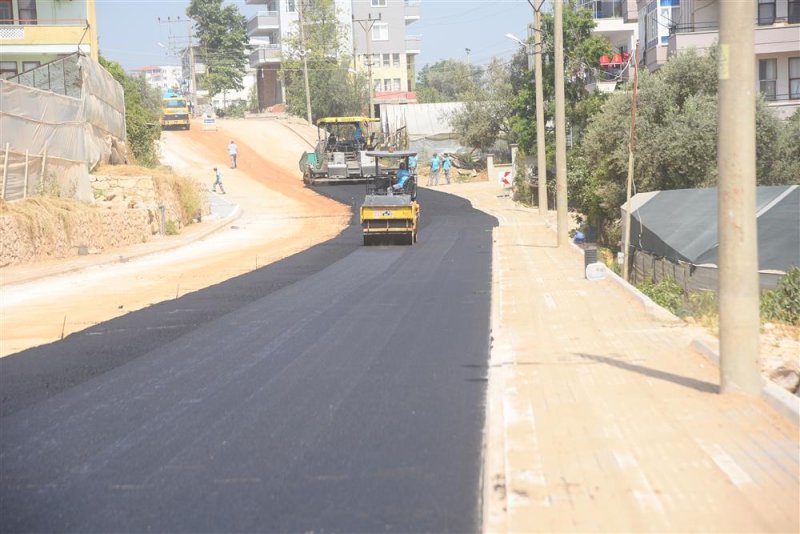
[359,151,419,246]
[299,116,380,186]
[160,91,191,130]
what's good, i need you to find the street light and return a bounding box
[505,33,526,47]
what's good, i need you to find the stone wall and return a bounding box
[0,173,209,267]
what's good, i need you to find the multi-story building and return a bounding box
[581,0,639,60]
[351,0,421,113]
[130,65,184,93]
[245,0,354,110]
[245,0,419,113]
[639,0,799,117]
[0,0,98,79]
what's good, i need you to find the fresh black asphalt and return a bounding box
[0,185,497,532]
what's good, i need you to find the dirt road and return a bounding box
[1,117,349,357]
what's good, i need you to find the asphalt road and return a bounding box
[0,185,497,532]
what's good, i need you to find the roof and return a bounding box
[365,150,418,158]
[622,185,799,272]
[317,116,379,125]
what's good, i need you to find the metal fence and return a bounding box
[7,53,82,98]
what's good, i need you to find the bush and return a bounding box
[637,276,684,315]
[761,266,800,325]
[99,56,161,168]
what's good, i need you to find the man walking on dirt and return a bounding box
[212,167,226,194]
[228,140,238,169]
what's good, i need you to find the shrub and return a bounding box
[638,276,684,315]
[165,220,179,235]
[761,266,800,325]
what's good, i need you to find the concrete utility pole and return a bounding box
[622,40,640,282]
[553,0,568,245]
[718,0,762,394]
[353,14,381,118]
[297,0,313,124]
[532,1,546,216]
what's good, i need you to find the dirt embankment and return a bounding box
[0,166,207,267]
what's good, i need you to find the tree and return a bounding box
[580,47,797,233]
[509,1,613,153]
[99,56,161,167]
[416,60,481,103]
[281,0,366,121]
[187,0,249,99]
[449,58,515,153]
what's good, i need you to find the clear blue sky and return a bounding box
[96,0,533,73]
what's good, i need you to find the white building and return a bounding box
[244,0,419,112]
[130,65,183,92]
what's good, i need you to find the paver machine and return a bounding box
[299,116,380,186]
[359,151,419,246]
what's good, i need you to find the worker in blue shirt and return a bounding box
[389,162,411,193]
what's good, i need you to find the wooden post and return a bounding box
[23,150,29,199]
[2,143,9,200]
[41,147,48,193]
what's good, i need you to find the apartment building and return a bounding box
[131,65,184,92]
[0,0,98,79]
[639,0,799,117]
[245,0,419,112]
[351,0,421,112]
[582,0,639,59]
[245,0,353,110]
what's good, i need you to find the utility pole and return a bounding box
[718,0,761,394]
[297,0,313,124]
[532,0,546,216]
[157,16,196,111]
[554,0,568,246]
[622,40,640,282]
[353,13,380,118]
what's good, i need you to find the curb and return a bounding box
[3,202,243,287]
[691,334,800,426]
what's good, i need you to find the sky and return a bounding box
[95,0,534,73]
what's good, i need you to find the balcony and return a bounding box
[755,24,800,55]
[249,44,281,68]
[667,23,719,58]
[247,11,280,36]
[0,18,90,49]
[579,0,623,19]
[405,0,420,24]
[405,34,421,54]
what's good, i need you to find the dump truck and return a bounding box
[360,151,419,246]
[299,116,380,186]
[160,91,191,130]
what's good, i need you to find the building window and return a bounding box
[759,58,777,101]
[758,0,775,25]
[789,0,800,23]
[790,57,800,100]
[372,53,380,67]
[646,1,658,49]
[22,61,40,72]
[383,53,390,67]
[393,78,401,91]
[392,53,400,67]
[18,0,37,23]
[373,79,382,92]
[287,0,296,13]
[372,22,388,41]
[384,78,391,91]
[0,0,12,24]
[0,61,17,79]
[371,0,387,6]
